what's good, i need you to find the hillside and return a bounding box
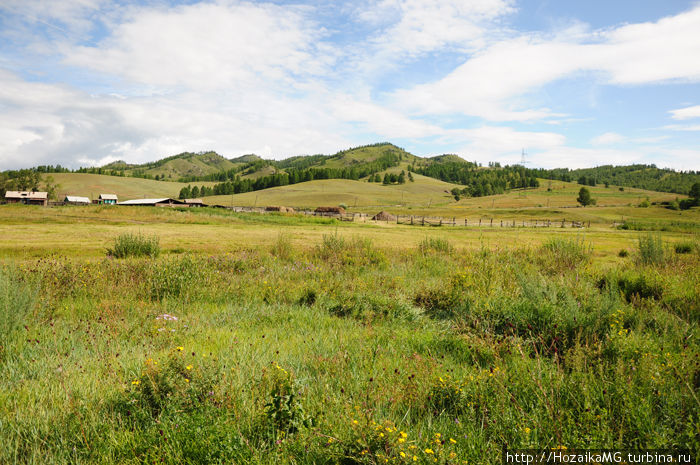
[201,173,461,208]
[103,151,237,180]
[49,173,217,201]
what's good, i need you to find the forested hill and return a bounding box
[533,165,700,195]
[414,161,699,196]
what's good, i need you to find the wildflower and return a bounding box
[413,456,418,461]
[425,448,434,454]
[132,379,140,385]
[177,346,184,351]
[524,427,531,434]
[185,378,190,383]
[401,432,408,438]
[400,452,406,458]
[186,365,193,370]
[450,438,457,443]
[353,420,359,425]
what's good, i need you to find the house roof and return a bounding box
[5,191,48,200]
[118,198,185,205]
[99,194,118,200]
[65,196,91,203]
[183,198,203,203]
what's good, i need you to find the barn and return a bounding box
[183,198,207,207]
[118,198,187,207]
[4,191,48,206]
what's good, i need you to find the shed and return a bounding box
[118,198,187,207]
[4,191,48,206]
[98,194,118,205]
[64,195,91,205]
[183,198,206,207]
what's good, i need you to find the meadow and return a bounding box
[0,204,698,464]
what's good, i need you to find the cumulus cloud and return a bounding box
[1,0,700,171]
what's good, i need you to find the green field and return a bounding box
[49,173,218,201]
[0,204,698,464]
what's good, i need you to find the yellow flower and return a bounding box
[131,380,140,385]
[185,378,190,383]
[177,346,184,351]
[450,438,457,444]
[413,456,417,462]
[352,420,359,425]
[400,452,406,458]
[524,427,531,434]
[425,448,434,454]
[186,365,193,370]
[400,432,408,438]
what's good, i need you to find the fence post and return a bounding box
[422,217,425,226]
[440,219,442,226]
[411,216,413,225]
[479,218,481,227]
[491,218,493,227]
[464,218,467,226]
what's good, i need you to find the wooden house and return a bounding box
[4,191,48,206]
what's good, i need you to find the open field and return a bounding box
[49,173,218,201]
[0,205,698,464]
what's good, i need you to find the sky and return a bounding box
[1,0,699,171]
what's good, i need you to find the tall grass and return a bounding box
[0,267,37,359]
[636,233,666,265]
[418,237,454,255]
[107,232,160,258]
[2,236,698,464]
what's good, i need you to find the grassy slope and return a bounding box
[202,173,461,208]
[50,173,217,201]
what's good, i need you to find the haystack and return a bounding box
[315,206,346,214]
[372,211,396,221]
[266,206,295,213]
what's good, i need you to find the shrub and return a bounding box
[271,232,294,260]
[108,232,160,258]
[674,242,694,254]
[418,237,453,255]
[539,236,592,272]
[149,255,199,300]
[618,249,629,257]
[636,233,666,265]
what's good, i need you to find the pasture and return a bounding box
[0,204,698,464]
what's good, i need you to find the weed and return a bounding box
[107,232,160,258]
[418,237,454,255]
[636,233,666,265]
[674,242,694,254]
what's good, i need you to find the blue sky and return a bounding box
[1,0,699,170]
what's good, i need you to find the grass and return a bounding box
[107,232,160,258]
[0,205,698,464]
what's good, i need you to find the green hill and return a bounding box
[103,151,237,181]
[49,173,217,201]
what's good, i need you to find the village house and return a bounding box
[98,194,118,205]
[4,191,48,206]
[64,195,91,205]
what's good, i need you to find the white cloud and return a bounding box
[65,1,332,90]
[392,5,700,121]
[669,105,700,120]
[662,124,700,131]
[359,0,515,57]
[591,132,625,145]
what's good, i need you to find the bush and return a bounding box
[636,233,666,265]
[539,236,592,272]
[674,242,694,254]
[149,255,199,300]
[108,232,160,258]
[618,249,629,257]
[418,237,454,255]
